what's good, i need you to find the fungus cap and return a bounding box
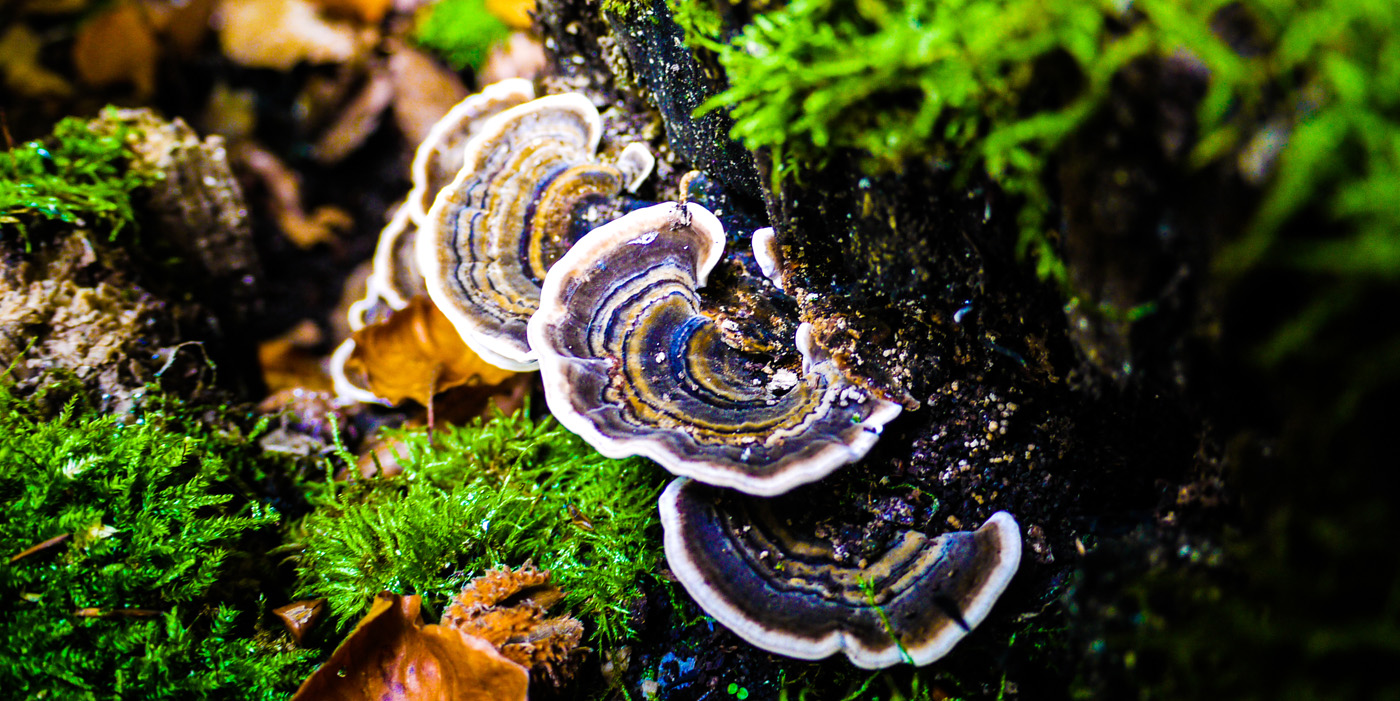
[407,78,536,224]
[660,478,1022,668]
[750,226,784,291]
[419,93,654,371]
[527,202,902,496]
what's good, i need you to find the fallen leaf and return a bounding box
[291,592,528,701]
[344,295,516,406]
[310,66,395,164]
[0,24,75,98]
[216,0,374,70]
[274,598,326,644]
[236,142,355,248]
[387,41,469,147]
[442,564,585,685]
[486,0,534,30]
[311,0,394,23]
[72,2,159,97]
[258,320,334,393]
[145,0,217,57]
[478,31,546,85]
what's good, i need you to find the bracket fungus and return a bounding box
[527,202,902,495]
[419,91,656,370]
[660,478,1022,668]
[349,78,536,331]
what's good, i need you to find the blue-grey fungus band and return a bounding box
[419,92,655,371]
[660,478,1022,668]
[529,202,902,496]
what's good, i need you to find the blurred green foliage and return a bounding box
[414,0,512,70]
[293,406,670,646]
[0,383,312,700]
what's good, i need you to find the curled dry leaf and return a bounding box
[310,66,396,164]
[291,592,528,701]
[235,142,354,248]
[441,563,585,685]
[273,598,326,644]
[344,295,516,406]
[0,25,74,98]
[387,42,470,147]
[144,0,217,58]
[479,32,547,85]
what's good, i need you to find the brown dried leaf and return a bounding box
[217,0,374,70]
[486,0,534,30]
[72,2,159,97]
[0,25,75,98]
[388,42,469,147]
[291,592,528,701]
[310,0,393,23]
[145,0,216,57]
[441,564,584,685]
[236,142,354,248]
[344,295,515,406]
[310,67,395,164]
[258,320,333,393]
[273,598,326,644]
[479,31,546,85]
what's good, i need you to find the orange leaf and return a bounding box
[345,295,515,406]
[310,0,393,23]
[72,2,158,97]
[258,320,333,393]
[486,0,535,30]
[291,592,528,701]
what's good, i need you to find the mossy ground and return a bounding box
[671,0,1400,312]
[4,0,1397,697]
[293,405,672,648]
[0,382,315,699]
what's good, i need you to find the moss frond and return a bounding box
[294,406,670,646]
[0,384,313,699]
[674,0,1400,299]
[0,108,159,244]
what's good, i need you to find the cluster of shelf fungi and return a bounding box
[332,80,1023,669]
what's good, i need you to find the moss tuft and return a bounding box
[674,0,1400,302]
[293,405,670,646]
[0,383,313,699]
[413,0,512,70]
[0,109,160,244]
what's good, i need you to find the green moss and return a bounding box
[0,383,313,699]
[674,0,1400,300]
[603,0,651,21]
[413,0,512,70]
[293,406,670,646]
[0,109,160,244]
